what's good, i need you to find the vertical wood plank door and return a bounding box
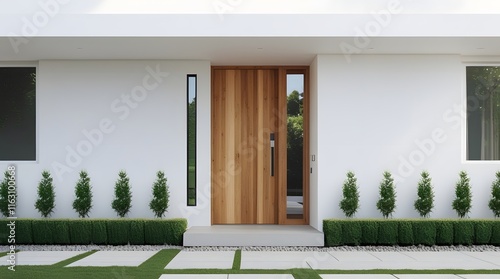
[211,68,279,224]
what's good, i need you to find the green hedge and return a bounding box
[454,220,474,245]
[0,220,9,245]
[32,220,54,244]
[69,220,92,244]
[0,218,186,246]
[398,221,413,246]
[436,220,453,245]
[323,219,500,246]
[92,220,108,245]
[413,221,436,246]
[491,222,500,245]
[129,220,145,245]
[342,221,362,245]
[144,218,187,245]
[52,220,71,245]
[361,220,378,245]
[107,220,130,245]
[378,221,398,245]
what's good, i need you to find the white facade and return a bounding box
[1,1,500,231]
[0,60,212,226]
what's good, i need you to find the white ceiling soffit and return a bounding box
[2,37,500,65]
[2,0,500,14]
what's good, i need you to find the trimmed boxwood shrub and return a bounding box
[144,218,187,245]
[454,220,474,245]
[32,219,54,244]
[398,221,414,246]
[16,220,33,244]
[52,220,70,244]
[129,220,145,245]
[342,221,362,245]
[92,220,107,245]
[0,219,33,245]
[412,220,436,246]
[69,220,92,244]
[0,218,186,246]
[144,219,164,245]
[0,220,8,245]
[475,220,493,245]
[491,222,500,245]
[361,220,378,245]
[165,218,187,245]
[323,220,342,246]
[378,220,398,245]
[107,220,130,245]
[436,220,454,245]
[323,219,499,246]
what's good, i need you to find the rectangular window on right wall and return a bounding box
[0,67,36,161]
[467,66,500,160]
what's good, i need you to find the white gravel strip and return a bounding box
[184,245,500,252]
[0,244,182,252]
[2,244,499,252]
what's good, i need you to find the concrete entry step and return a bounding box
[183,225,324,246]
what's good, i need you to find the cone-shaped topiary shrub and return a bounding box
[414,171,435,218]
[0,171,13,217]
[73,170,93,218]
[377,171,396,219]
[452,171,472,218]
[111,170,132,217]
[489,171,500,218]
[339,171,360,218]
[149,171,170,218]
[35,171,55,217]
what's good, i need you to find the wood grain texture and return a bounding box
[211,66,309,225]
[211,68,278,224]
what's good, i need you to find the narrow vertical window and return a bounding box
[0,67,36,161]
[187,75,197,205]
[286,73,304,219]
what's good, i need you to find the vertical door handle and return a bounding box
[270,133,275,176]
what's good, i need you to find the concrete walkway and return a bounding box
[1,250,499,278]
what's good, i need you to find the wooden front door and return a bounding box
[211,68,280,224]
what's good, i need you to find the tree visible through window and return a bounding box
[467,66,500,160]
[187,75,197,205]
[0,67,36,161]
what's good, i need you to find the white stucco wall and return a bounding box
[3,55,499,231]
[312,54,500,230]
[0,60,211,226]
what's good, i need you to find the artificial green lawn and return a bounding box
[0,248,499,279]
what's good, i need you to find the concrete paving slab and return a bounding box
[241,251,321,269]
[228,275,295,279]
[66,251,158,267]
[400,252,467,262]
[460,252,500,267]
[165,251,234,269]
[159,275,227,279]
[328,251,381,262]
[0,251,85,266]
[395,275,462,279]
[320,275,398,279]
[460,275,500,279]
[368,252,416,262]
